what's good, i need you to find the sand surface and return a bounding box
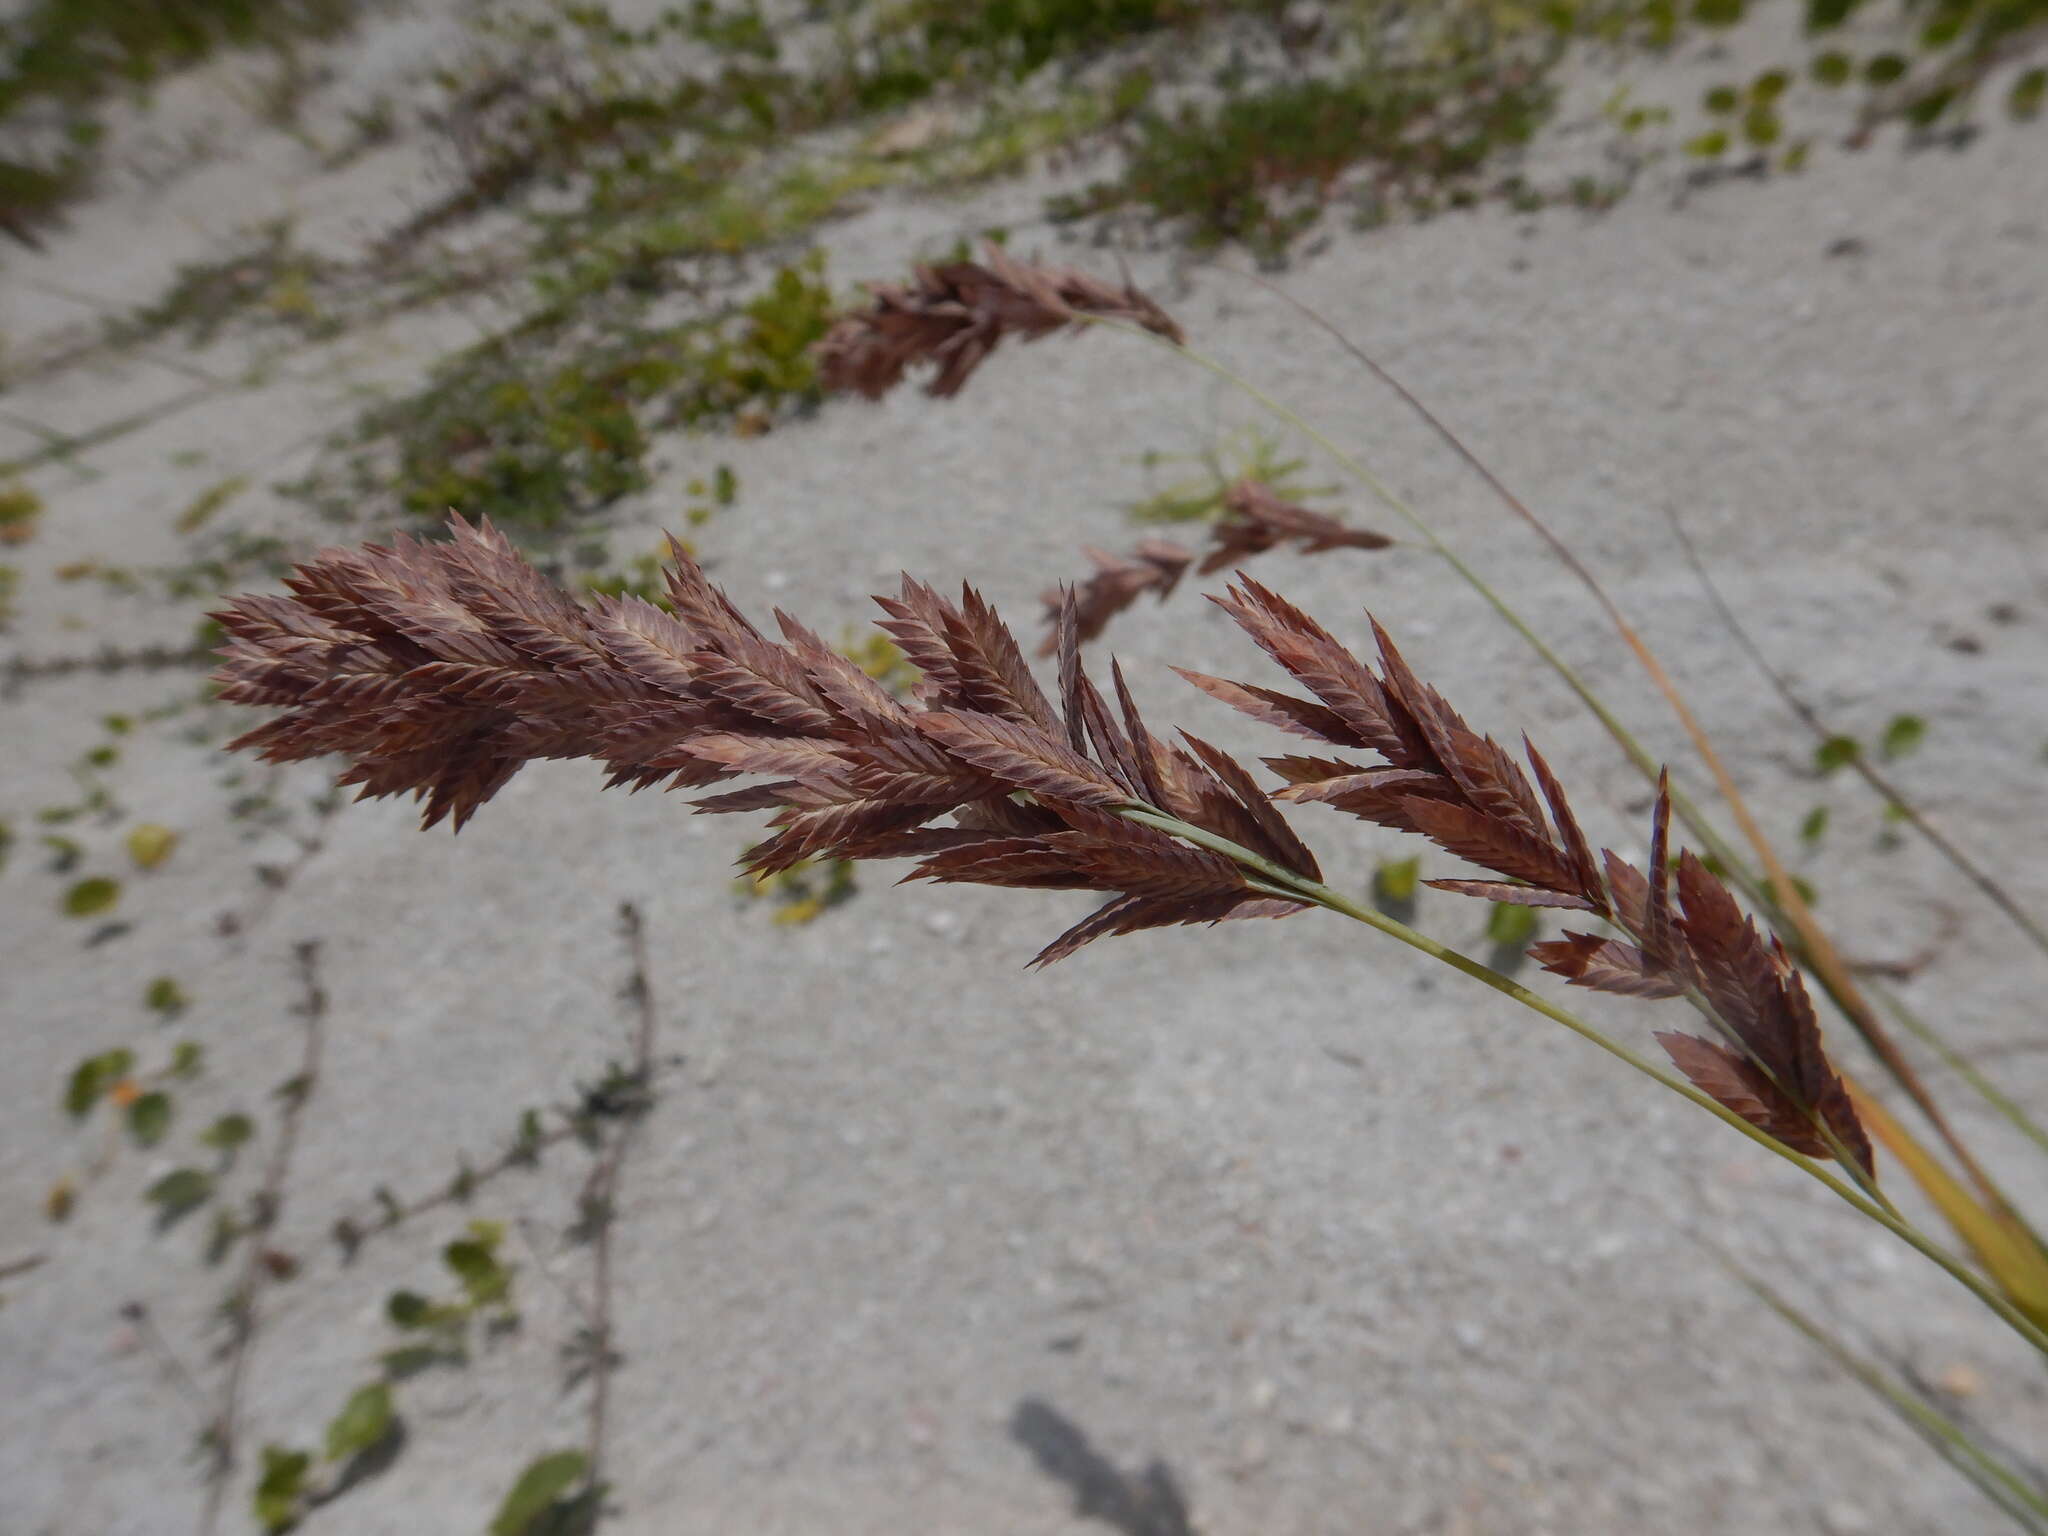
[3,6,2047,1533]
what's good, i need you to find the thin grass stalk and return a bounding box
[1216,291,2042,1224]
[1084,313,2048,1308]
[1120,805,2048,1360]
[1081,315,1762,896]
[1666,508,2048,962]
[1869,977,2048,1162]
[1724,1257,2048,1532]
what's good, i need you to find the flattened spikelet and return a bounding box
[816,243,1184,401]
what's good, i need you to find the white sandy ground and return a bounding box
[3,5,2048,1533]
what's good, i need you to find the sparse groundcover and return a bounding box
[278,250,834,539]
[0,0,369,234]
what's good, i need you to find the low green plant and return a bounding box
[282,253,831,540]
[0,0,364,230]
[1055,61,1553,261]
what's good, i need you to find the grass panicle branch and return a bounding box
[1035,476,1393,656]
[814,242,1184,401]
[212,520,1872,1182]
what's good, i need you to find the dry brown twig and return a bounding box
[577,900,659,1498]
[199,939,327,1536]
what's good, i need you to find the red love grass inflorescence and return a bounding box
[212,516,1867,1171]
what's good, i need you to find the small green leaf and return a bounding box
[201,1113,255,1152]
[1372,855,1421,907]
[127,823,177,871]
[1811,51,1851,87]
[1814,735,1860,774]
[1879,714,1926,761]
[103,714,132,735]
[489,1450,590,1536]
[1486,902,1541,948]
[1864,53,1907,86]
[1919,15,1962,50]
[174,475,249,534]
[386,1289,432,1329]
[444,1239,510,1306]
[169,1040,204,1077]
[146,1168,214,1222]
[1904,86,1957,127]
[84,744,119,769]
[1742,106,1781,147]
[1799,806,1829,845]
[379,1343,453,1378]
[65,1048,135,1117]
[253,1445,311,1533]
[712,463,737,505]
[1791,875,1820,906]
[1702,85,1740,114]
[324,1382,394,1462]
[1692,0,1744,25]
[1751,69,1789,103]
[1804,0,1861,30]
[127,1091,173,1147]
[63,877,121,918]
[1684,129,1729,158]
[2012,68,2046,121]
[146,976,189,1016]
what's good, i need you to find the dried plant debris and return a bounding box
[214,524,1868,1166]
[815,244,1183,400]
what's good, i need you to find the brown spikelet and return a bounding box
[1030,890,1302,968]
[1197,477,1393,575]
[1399,798,1585,895]
[1655,1032,1839,1158]
[1177,733,1321,880]
[1530,932,1685,999]
[1426,880,1599,912]
[914,711,1130,807]
[1036,540,1193,656]
[1173,670,1367,749]
[815,243,1184,401]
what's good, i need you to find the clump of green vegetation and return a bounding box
[1125,426,1331,525]
[1664,0,2046,167]
[1054,53,1554,262]
[736,854,859,926]
[283,252,833,538]
[0,0,364,231]
[103,219,336,349]
[0,478,42,542]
